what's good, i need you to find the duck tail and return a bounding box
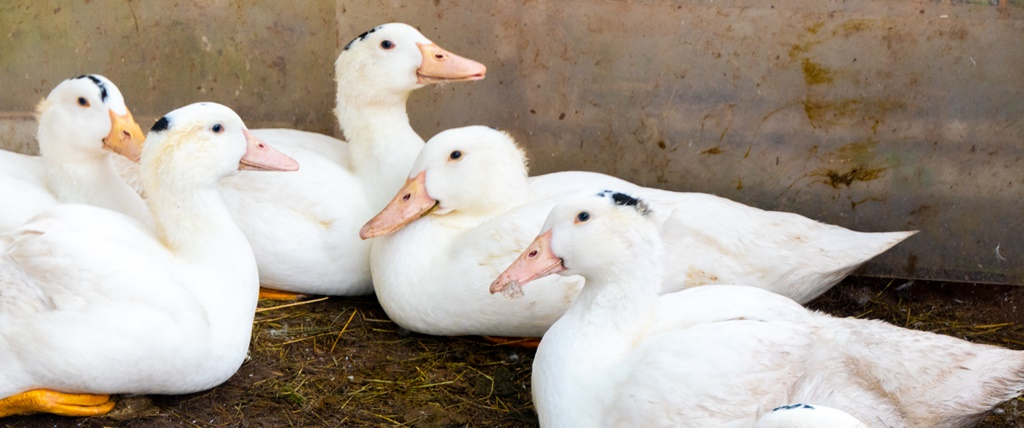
[822,229,917,269]
[782,229,917,303]
[826,316,1024,427]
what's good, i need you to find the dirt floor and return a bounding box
[4,276,1024,428]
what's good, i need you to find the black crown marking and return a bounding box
[596,190,651,216]
[150,116,170,132]
[771,404,815,412]
[76,75,108,102]
[343,25,383,51]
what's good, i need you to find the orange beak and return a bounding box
[360,170,438,239]
[238,129,300,172]
[490,230,566,295]
[104,108,146,162]
[416,43,487,84]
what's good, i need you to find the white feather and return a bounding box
[0,102,268,397]
[369,126,914,337]
[528,195,1024,428]
[210,23,476,295]
[0,75,149,232]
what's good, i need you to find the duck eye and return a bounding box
[77,97,89,107]
[211,123,224,133]
[449,150,462,160]
[575,211,590,223]
[380,40,395,50]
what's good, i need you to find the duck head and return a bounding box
[490,191,658,294]
[36,74,146,163]
[335,23,486,109]
[359,126,528,239]
[142,102,299,188]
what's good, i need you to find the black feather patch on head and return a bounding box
[771,404,815,412]
[150,116,170,132]
[77,75,109,102]
[596,190,651,216]
[611,192,640,207]
[343,25,382,51]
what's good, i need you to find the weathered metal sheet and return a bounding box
[1,0,1021,284]
[0,0,340,132]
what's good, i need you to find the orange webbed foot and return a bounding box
[258,286,308,301]
[0,389,115,418]
[481,335,541,348]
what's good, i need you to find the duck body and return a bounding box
[493,193,1024,428]
[362,126,913,336]
[535,286,810,427]
[0,102,298,415]
[536,285,1024,428]
[0,151,53,231]
[213,23,485,295]
[219,143,373,294]
[0,204,253,396]
[0,74,148,232]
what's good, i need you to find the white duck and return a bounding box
[491,192,1024,428]
[359,126,914,337]
[0,102,298,418]
[0,74,148,232]
[214,23,486,297]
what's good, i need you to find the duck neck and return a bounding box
[536,258,663,428]
[41,153,150,225]
[336,89,424,207]
[143,171,251,266]
[563,256,664,330]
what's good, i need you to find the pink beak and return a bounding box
[238,129,299,172]
[490,230,567,295]
[416,42,487,84]
[360,170,438,239]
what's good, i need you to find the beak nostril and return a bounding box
[528,250,538,258]
[402,194,411,201]
[258,143,266,149]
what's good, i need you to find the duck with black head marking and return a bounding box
[199,23,487,299]
[0,74,148,232]
[0,102,297,418]
[492,191,1024,428]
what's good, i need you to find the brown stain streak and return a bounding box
[802,98,904,130]
[755,100,803,134]
[805,21,825,35]
[801,58,833,85]
[849,195,888,210]
[834,19,874,37]
[815,165,887,189]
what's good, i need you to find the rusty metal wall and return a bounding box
[2,1,1022,284]
[0,0,340,138]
